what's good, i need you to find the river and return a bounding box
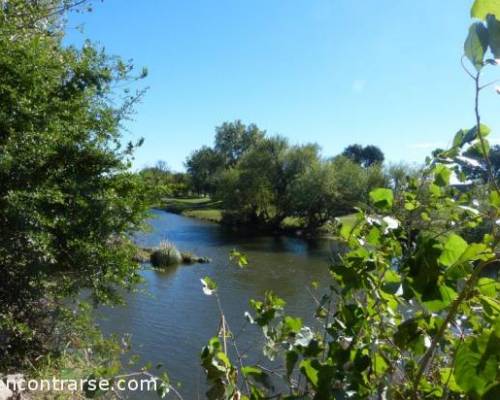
[96,209,338,399]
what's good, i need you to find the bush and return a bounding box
[150,241,182,268]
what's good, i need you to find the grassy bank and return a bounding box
[163,197,223,223]
[163,197,357,232]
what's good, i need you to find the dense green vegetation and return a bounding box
[139,161,190,199]
[184,121,392,233]
[1,0,500,399]
[0,0,152,375]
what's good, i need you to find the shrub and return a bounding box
[150,241,182,268]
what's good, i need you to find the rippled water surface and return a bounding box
[96,209,337,398]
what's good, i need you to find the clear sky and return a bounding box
[66,0,500,171]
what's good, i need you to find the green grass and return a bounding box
[164,197,357,232]
[183,209,223,223]
[163,197,223,222]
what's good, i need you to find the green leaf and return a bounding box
[241,366,261,376]
[490,191,500,208]
[465,22,489,70]
[423,285,458,312]
[463,124,491,145]
[242,368,273,392]
[438,234,468,267]
[230,249,249,268]
[487,15,500,58]
[382,269,401,295]
[433,164,452,187]
[299,359,319,387]
[453,129,467,148]
[284,316,303,333]
[440,368,461,393]
[373,353,389,375]
[369,188,394,209]
[454,338,494,395]
[394,318,424,351]
[201,276,217,295]
[479,295,500,317]
[471,0,500,20]
[458,243,493,264]
[478,278,498,297]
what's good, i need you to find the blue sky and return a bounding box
[66,0,500,171]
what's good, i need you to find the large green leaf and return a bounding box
[423,285,458,312]
[471,0,500,20]
[462,124,490,146]
[300,359,319,387]
[487,15,500,57]
[369,188,393,209]
[464,22,489,70]
[455,324,500,395]
[433,164,452,187]
[438,234,468,267]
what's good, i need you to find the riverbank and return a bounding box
[163,197,223,223]
[162,197,357,234]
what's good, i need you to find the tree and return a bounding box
[139,161,191,199]
[214,120,265,167]
[342,144,385,167]
[289,160,337,231]
[330,156,386,214]
[363,144,385,166]
[0,0,151,369]
[456,144,500,182]
[341,144,365,164]
[185,146,224,195]
[217,137,324,229]
[219,136,290,227]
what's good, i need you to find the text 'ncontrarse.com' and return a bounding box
[0,376,158,394]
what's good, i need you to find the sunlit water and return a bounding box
[95,209,338,399]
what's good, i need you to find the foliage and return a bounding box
[197,1,500,398]
[342,144,385,168]
[185,120,265,196]
[214,120,266,168]
[0,0,152,370]
[218,137,323,229]
[456,144,500,182]
[185,120,389,232]
[139,161,190,199]
[186,146,224,195]
[150,241,182,268]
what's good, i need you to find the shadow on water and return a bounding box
[97,209,338,399]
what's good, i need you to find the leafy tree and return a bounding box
[456,144,500,182]
[0,0,152,369]
[139,161,190,199]
[214,120,265,167]
[342,144,385,167]
[289,160,337,231]
[218,136,291,227]
[386,162,420,194]
[363,144,385,166]
[218,137,323,229]
[185,146,224,195]
[341,143,365,164]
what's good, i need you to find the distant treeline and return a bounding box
[140,121,500,232]
[141,121,421,232]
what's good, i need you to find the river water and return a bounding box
[96,209,338,399]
